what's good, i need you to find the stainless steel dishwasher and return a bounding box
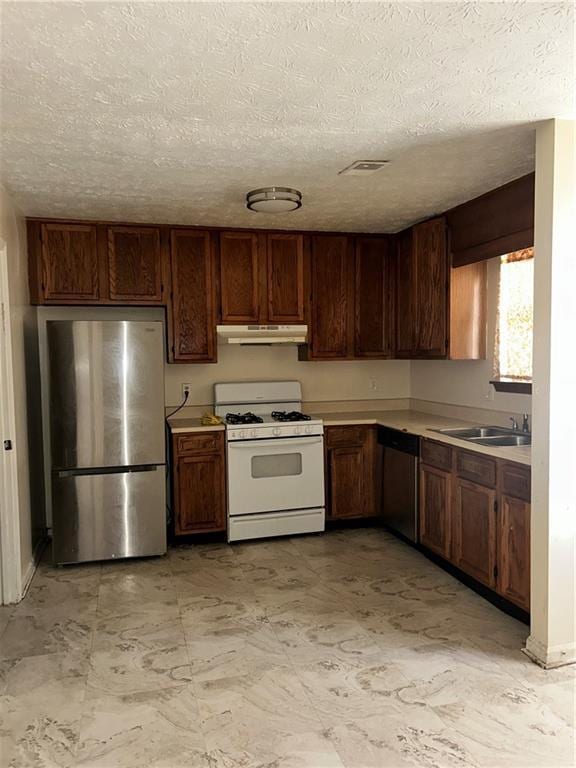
[379,426,420,542]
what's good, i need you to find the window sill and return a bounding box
[490,379,532,395]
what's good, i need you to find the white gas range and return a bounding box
[214,381,325,542]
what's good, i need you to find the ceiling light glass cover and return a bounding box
[246,187,302,213]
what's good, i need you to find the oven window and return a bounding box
[251,452,302,479]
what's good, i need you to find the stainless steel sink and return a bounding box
[468,435,531,447]
[431,426,531,447]
[435,426,512,439]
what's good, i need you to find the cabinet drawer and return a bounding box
[325,425,372,448]
[500,462,531,502]
[175,432,224,455]
[420,439,452,471]
[456,449,496,488]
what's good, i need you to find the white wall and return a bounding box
[165,346,411,407]
[0,184,40,591]
[411,258,532,417]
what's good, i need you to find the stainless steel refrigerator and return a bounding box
[47,320,166,564]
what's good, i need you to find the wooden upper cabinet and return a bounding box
[452,477,497,588]
[412,217,448,357]
[39,223,100,302]
[266,234,305,323]
[419,462,452,559]
[308,235,351,359]
[354,237,394,358]
[169,229,216,363]
[395,229,414,358]
[107,226,163,303]
[219,231,260,323]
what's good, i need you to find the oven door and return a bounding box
[227,436,325,516]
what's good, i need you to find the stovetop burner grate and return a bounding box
[271,411,312,423]
[225,412,264,425]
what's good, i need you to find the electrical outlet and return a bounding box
[182,383,191,400]
[369,377,378,391]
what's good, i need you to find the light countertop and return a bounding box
[168,409,531,466]
[315,409,531,466]
[168,417,225,434]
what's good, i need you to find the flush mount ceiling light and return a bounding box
[246,187,302,213]
[338,160,390,176]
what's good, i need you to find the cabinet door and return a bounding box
[327,445,366,519]
[354,237,394,358]
[41,223,100,302]
[175,453,226,535]
[108,226,163,303]
[266,234,305,322]
[395,229,414,358]
[419,463,451,559]
[169,230,216,363]
[219,232,260,322]
[452,478,497,587]
[413,218,448,357]
[309,235,351,359]
[498,494,530,611]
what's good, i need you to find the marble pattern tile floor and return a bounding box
[0,529,574,767]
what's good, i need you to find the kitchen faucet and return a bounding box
[509,416,519,431]
[522,413,530,433]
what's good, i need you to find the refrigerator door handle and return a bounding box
[56,464,162,479]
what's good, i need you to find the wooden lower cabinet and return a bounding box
[419,463,451,559]
[172,431,226,535]
[418,439,530,612]
[498,493,530,611]
[452,478,496,588]
[325,426,377,519]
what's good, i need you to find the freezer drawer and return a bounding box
[52,465,166,564]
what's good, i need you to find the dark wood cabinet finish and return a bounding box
[38,223,101,302]
[107,226,163,303]
[419,441,530,613]
[169,230,216,363]
[420,439,452,471]
[308,235,352,359]
[172,431,226,535]
[325,425,377,519]
[452,477,497,588]
[412,218,448,357]
[498,493,530,611]
[354,237,394,358]
[266,234,305,322]
[395,229,414,358]
[419,463,452,559]
[219,231,261,323]
[456,450,497,488]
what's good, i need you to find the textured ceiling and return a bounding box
[0,2,573,232]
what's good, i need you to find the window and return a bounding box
[492,248,533,392]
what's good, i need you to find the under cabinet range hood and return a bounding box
[216,325,308,346]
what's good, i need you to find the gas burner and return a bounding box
[226,412,264,425]
[271,410,312,423]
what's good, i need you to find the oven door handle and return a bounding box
[228,437,324,449]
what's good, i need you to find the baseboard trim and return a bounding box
[524,635,576,669]
[19,535,47,600]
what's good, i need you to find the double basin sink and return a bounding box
[431,426,531,447]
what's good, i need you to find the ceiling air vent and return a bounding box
[338,160,389,176]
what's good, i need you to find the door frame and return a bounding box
[0,240,23,603]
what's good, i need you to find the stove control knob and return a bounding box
[273,427,281,436]
[305,425,313,434]
[239,430,246,439]
[294,426,302,435]
[250,429,257,438]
